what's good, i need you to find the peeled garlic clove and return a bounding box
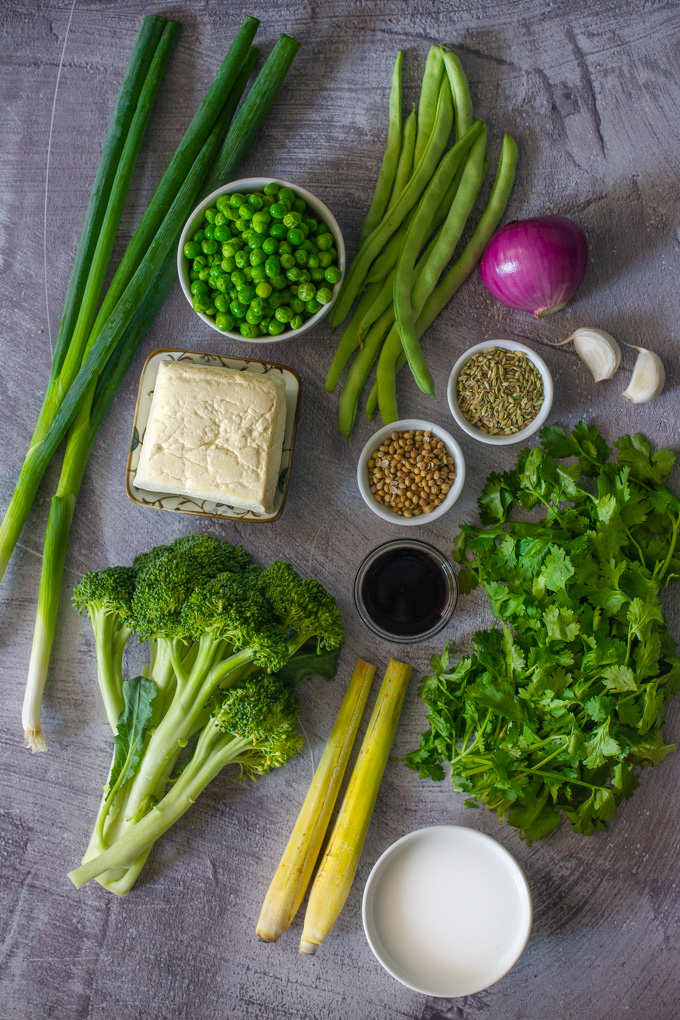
[570,327,621,381]
[622,346,665,403]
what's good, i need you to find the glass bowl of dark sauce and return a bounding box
[354,539,458,643]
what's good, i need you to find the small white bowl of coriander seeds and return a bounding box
[357,419,466,526]
[447,339,553,446]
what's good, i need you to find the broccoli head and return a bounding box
[210,672,304,776]
[259,561,344,651]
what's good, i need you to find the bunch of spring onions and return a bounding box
[324,45,518,437]
[0,13,300,751]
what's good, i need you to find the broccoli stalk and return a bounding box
[69,537,343,895]
[69,674,303,890]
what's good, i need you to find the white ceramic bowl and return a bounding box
[357,419,465,526]
[362,826,532,997]
[447,339,553,445]
[177,177,345,344]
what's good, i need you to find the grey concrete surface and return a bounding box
[1,1,679,1018]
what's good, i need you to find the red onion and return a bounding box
[480,215,588,317]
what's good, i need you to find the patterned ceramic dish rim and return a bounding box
[177,177,346,344]
[125,347,301,523]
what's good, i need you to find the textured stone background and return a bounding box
[1,1,679,1018]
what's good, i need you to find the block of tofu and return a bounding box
[134,361,287,513]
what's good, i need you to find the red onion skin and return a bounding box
[479,215,588,316]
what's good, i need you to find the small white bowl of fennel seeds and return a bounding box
[447,339,553,446]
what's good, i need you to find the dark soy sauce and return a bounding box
[361,547,448,637]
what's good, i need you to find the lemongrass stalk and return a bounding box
[299,658,412,954]
[256,659,376,942]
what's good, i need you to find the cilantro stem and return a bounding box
[623,526,647,568]
[657,510,680,581]
[450,709,492,766]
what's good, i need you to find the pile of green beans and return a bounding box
[324,44,518,437]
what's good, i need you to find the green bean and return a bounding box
[395,125,487,394]
[324,281,382,391]
[359,52,403,245]
[329,77,453,329]
[385,104,416,212]
[377,135,518,423]
[442,46,473,139]
[357,267,395,338]
[338,307,395,439]
[410,127,487,314]
[413,46,444,167]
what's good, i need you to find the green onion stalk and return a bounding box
[21,31,301,751]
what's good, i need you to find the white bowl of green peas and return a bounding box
[178,177,345,343]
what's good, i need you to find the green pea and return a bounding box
[278,187,295,205]
[214,293,230,312]
[275,305,293,324]
[290,297,304,315]
[328,247,338,260]
[297,282,316,302]
[242,266,254,281]
[265,257,281,278]
[238,285,255,305]
[278,240,293,256]
[270,273,288,290]
[306,299,321,315]
[214,211,227,226]
[280,287,292,304]
[204,224,215,240]
[234,218,247,232]
[204,300,216,316]
[201,239,218,255]
[270,202,287,219]
[283,211,302,229]
[192,230,205,243]
[325,265,342,285]
[222,242,239,259]
[315,286,333,305]
[317,251,332,268]
[230,270,246,288]
[190,280,208,295]
[193,294,209,313]
[304,218,318,233]
[307,254,320,269]
[268,290,283,309]
[230,287,239,301]
[198,267,210,282]
[251,264,267,282]
[248,193,264,210]
[216,195,231,213]
[317,232,334,250]
[280,253,295,270]
[214,226,231,243]
[215,275,231,293]
[299,270,312,283]
[250,297,267,317]
[238,321,259,338]
[247,234,262,250]
[260,317,271,330]
[192,256,207,270]
[215,312,235,332]
[189,270,199,281]
[229,192,245,208]
[293,197,306,213]
[249,248,267,266]
[238,204,253,220]
[262,236,278,255]
[255,281,273,298]
[269,221,287,239]
[245,308,262,325]
[311,267,326,282]
[294,249,309,266]
[286,266,301,282]
[183,241,201,259]
[225,205,240,221]
[287,228,304,246]
[230,300,247,319]
[234,250,249,269]
[221,256,236,273]
[290,314,304,330]
[204,207,217,223]
[267,319,286,336]
[263,182,279,195]
[301,240,316,254]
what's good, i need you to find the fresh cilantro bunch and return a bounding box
[406,423,680,843]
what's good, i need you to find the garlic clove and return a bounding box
[622,346,665,403]
[570,327,621,381]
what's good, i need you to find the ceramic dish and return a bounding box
[362,825,532,997]
[126,348,300,522]
[447,339,553,446]
[177,177,345,344]
[356,419,465,526]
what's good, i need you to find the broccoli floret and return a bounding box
[259,561,345,652]
[72,566,137,728]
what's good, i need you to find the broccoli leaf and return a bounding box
[275,639,341,686]
[108,677,156,794]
